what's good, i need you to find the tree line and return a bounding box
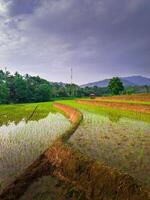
[0,70,109,104]
[0,70,149,104]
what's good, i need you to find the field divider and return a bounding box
[1,102,150,200]
[76,99,150,114]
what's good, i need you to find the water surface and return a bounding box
[69,107,150,186]
[0,104,71,192]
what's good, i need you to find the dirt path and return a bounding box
[76,99,150,114]
[96,94,150,102]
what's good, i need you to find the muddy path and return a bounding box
[96,94,150,102]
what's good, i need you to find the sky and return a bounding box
[0,0,150,84]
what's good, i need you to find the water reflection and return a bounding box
[0,106,56,126]
[0,112,71,192]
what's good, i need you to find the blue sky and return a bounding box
[0,0,150,84]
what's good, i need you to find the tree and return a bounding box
[14,73,27,103]
[35,83,51,102]
[144,85,150,93]
[108,77,124,95]
[0,81,9,104]
[125,87,135,95]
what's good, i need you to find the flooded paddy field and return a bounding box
[61,100,150,187]
[0,102,71,192]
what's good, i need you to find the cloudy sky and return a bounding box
[0,0,150,84]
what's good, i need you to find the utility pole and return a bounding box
[5,67,7,73]
[70,67,73,96]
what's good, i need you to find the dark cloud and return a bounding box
[8,0,40,16]
[0,0,149,84]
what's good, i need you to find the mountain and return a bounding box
[81,76,150,87]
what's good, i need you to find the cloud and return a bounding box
[0,0,149,84]
[0,0,10,17]
[127,0,144,13]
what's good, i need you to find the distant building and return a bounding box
[90,93,96,99]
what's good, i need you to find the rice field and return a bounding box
[60,100,150,187]
[0,102,71,192]
[1,97,150,198]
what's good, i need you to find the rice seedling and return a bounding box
[0,102,71,192]
[58,100,150,186]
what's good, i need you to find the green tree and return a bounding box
[35,84,51,102]
[108,77,124,95]
[125,87,135,95]
[0,81,9,104]
[144,85,150,93]
[14,73,27,103]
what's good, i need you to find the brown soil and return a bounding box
[76,99,150,114]
[20,176,86,200]
[0,102,150,200]
[96,93,150,102]
[54,102,80,124]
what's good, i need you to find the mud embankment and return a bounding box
[0,102,150,200]
[96,94,150,102]
[76,99,150,114]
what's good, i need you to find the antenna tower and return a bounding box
[71,67,73,84]
[70,67,73,96]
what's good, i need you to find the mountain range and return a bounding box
[81,76,150,88]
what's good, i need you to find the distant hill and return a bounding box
[81,76,150,87]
